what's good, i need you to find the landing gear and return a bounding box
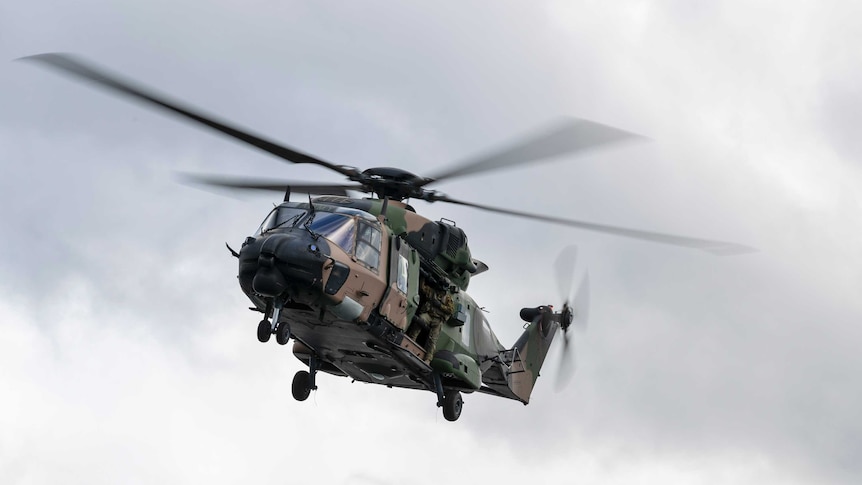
[442,391,463,422]
[292,354,319,402]
[275,322,291,345]
[257,320,271,343]
[292,370,311,401]
[432,372,464,422]
[257,297,290,344]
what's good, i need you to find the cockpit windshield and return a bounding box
[254,206,382,269]
[255,207,307,235]
[307,212,356,254]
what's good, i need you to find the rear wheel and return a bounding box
[292,370,312,401]
[442,391,463,422]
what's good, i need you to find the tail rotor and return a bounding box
[554,246,590,391]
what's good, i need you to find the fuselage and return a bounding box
[237,199,507,393]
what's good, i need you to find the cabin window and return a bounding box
[460,304,472,347]
[356,221,382,271]
[396,254,409,294]
[478,313,496,349]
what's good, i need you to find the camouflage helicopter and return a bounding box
[23,54,754,421]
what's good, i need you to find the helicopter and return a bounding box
[21,53,754,421]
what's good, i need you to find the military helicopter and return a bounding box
[22,53,754,421]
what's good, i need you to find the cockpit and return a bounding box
[255,205,383,271]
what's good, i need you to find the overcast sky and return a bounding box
[2,1,861,484]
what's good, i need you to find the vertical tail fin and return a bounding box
[478,306,559,404]
[478,247,589,403]
[507,306,560,403]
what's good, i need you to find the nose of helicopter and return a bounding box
[238,230,329,299]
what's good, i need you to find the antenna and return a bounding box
[380,196,389,222]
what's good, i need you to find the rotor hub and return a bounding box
[358,167,429,201]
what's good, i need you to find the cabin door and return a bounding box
[378,235,419,331]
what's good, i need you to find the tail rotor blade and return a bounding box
[572,270,590,332]
[553,247,590,391]
[554,330,576,391]
[554,245,578,303]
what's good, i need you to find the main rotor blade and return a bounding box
[422,118,645,186]
[178,173,362,196]
[19,53,358,178]
[432,195,756,255]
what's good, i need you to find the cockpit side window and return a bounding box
[356,221,382,271]
[307,212,357,254]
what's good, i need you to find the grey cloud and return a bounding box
[2,1,861,484]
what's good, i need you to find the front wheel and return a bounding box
[257,320,272,343]
[276,322,291,345]
[442,391,463,422]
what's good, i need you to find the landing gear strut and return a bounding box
[292,354,319,402]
